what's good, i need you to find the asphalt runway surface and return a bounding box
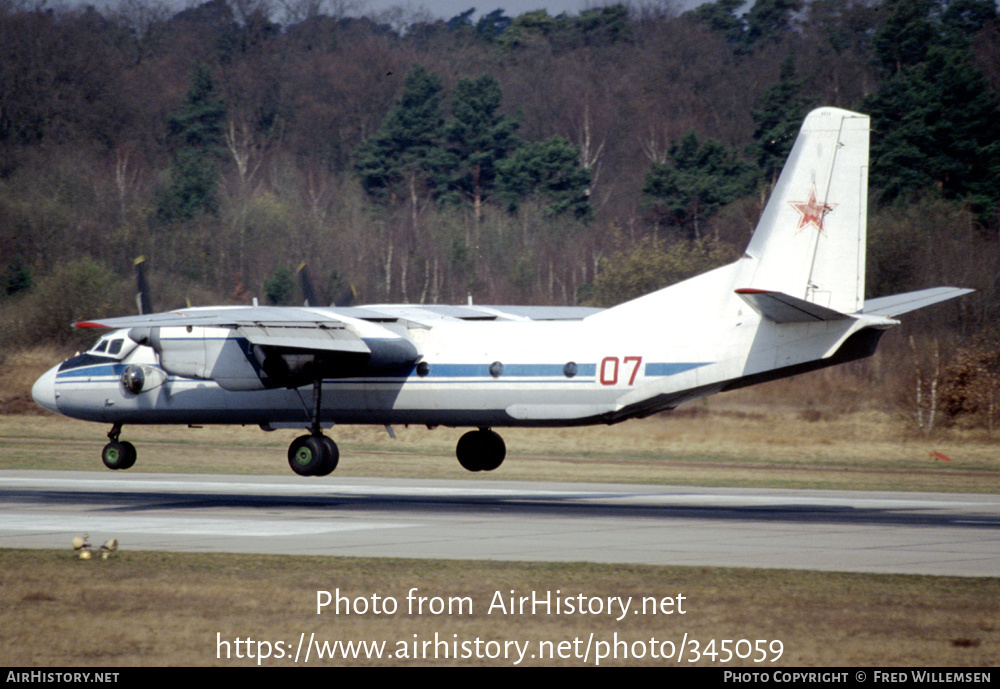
[1,470,998,577]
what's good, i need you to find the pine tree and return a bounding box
[691,0,802,53]
[872,0,937,74]
[155,63,226,222]
[354,64,449,224]
[441,74,521,220]
[749,55,816,186]
[866,0,1000,221]
[496,137,591,219]
[643,132,758,239]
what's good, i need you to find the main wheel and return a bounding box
[477,430,505,471]
[102,441,137,470]
[288,435,327,476]
[456,429,506,472]
[315,436,339,476]
[117,441,137,470]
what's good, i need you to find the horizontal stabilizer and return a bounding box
[735,289,851,323]
[863,287,974,317]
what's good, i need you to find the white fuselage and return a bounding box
[33,293,876,432]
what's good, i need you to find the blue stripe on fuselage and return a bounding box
[645,362,710,376]
[53,359,711,383]
[57,363,126,378]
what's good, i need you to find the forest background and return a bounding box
[1,0,999,432]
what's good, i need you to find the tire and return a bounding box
[118,441,137,470]
[102,441,136,470]
[288,435,327,476]
[478,430,506,471]
[456,429,506,472]
[315,436,339,476]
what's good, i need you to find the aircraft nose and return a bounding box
[31,365,60,414]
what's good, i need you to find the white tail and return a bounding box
[743,107,869,314]
[591,107,870,324]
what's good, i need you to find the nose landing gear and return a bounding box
[101,423,136,470]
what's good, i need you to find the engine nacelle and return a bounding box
[120,364,168,394]
[129,326,266,391]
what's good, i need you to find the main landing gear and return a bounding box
[101,423,136,470]
[287,434,339,477]
[456,428,506,472]
[287,378,339,477]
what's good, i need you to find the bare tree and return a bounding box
[909,334,941,435]
[277,0,365,24]
[224,117,262,198]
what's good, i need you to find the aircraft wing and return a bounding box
[73,302,599,386]
[76,306,419,384]
[77,303,602,330]
[76,305,364,330]
[76,306,406,342]
[326,304,603,326]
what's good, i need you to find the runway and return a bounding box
[1,470,998,577]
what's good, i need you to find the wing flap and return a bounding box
[237,324,370,355]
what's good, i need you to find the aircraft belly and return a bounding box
[315,377,618,426]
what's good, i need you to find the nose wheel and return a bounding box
[102,440,137,470]
[101,423,136,470]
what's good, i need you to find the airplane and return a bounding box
[31,107,971,477]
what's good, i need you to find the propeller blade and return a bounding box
[297,261,319,307]
[134,256,153,315]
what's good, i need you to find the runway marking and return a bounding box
[1,513,418,537]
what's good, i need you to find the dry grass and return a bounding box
[0,345,68,414]
[2,550,997,667]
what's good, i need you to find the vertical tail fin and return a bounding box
[743,108,869,314]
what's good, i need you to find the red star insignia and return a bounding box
[788,185,836,235]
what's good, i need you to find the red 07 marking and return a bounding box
[599,356,643,385]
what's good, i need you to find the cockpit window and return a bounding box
[88,334,135,360]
